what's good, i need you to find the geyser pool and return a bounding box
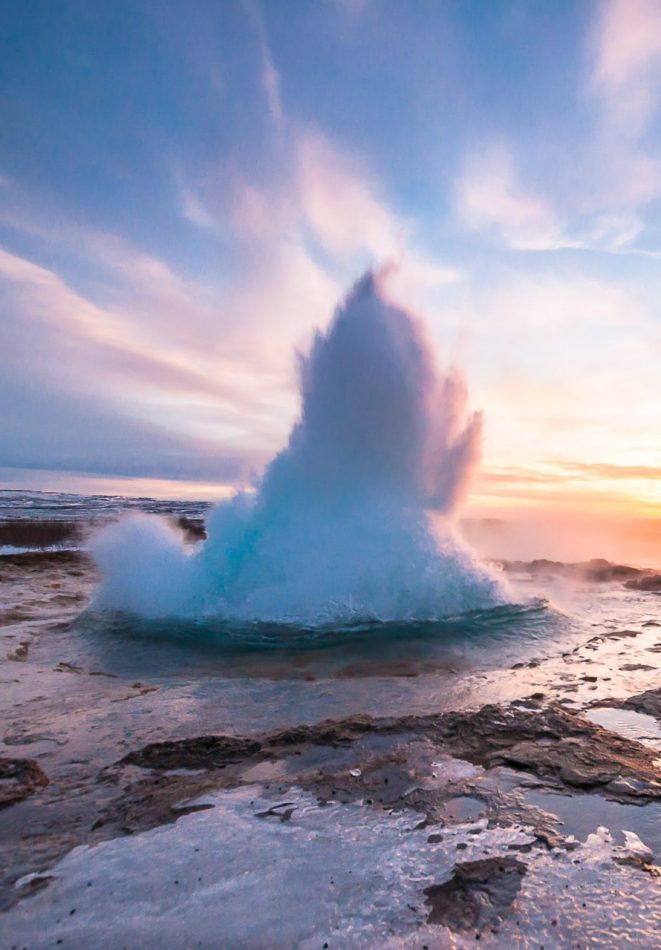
[91,269,509,626]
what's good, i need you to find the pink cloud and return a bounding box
[296,130,403,258]
[592,0,661,133]
[456,146,569,251]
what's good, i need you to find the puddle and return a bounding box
[525,788,661,860]
[437,795,485,822]
[585,706,661,751]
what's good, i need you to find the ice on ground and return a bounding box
[3,785,530,949]
[2,786,659,950]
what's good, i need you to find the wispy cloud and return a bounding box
[244,0,285,133]
[2,0,660,521]
[0,121,462,485]
[296,130,403,259]
[592,0,661,135]
[179,186,218,230]
[455,1,661,257]
[553,461,661,481]
[456,142,657,255]
[578,0,661,231]
[456,146,569,251]
[0,243,296,462]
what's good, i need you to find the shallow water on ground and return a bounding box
[524,788,661,860]
[2,548,660,946]
[585,706,661,750]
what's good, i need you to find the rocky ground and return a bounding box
[0,550,660,947]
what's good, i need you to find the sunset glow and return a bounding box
[2,7,661,941]
[1,1,659,537]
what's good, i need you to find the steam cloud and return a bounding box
[92,270,507,626]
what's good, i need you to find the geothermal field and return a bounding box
[1,276,660,947]
[3,3,661,944]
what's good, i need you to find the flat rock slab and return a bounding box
[434,701,661,798]
[111,699,661,812]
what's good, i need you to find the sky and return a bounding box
[0,0,660,528]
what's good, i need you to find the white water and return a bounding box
[92,269,508,625]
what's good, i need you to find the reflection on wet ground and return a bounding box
[524,787,661,860]
[585,706,661,750]
[1,551,660,943]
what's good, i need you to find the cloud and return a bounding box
[0,119,462,483]
[455,2,661,257]
[592,0,661,135]
[553,461,661,482]
[452,266,661,520]
[483,272,645,332]
[179,187,218,230]
[577,0,661,230]
[173,124,451,354]
[456,146,569,251]
[0,373,250,483]
[456,142,656,254]
[0,246,131,349]
[0,242,300,466]
[244,0,285,132]
[296,130,403,259]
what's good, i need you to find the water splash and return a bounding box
[92,269,508,625]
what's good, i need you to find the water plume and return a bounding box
[92,269,507,625]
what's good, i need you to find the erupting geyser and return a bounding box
[92,270,508,625]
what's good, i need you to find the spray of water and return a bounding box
[91,269,508,625]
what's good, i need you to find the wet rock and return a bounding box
[424,856,527,930]
[578,559,643,582]
[0,519,83,550]
[7,641,29,662]
[624,574,661,592]
[605,777,657,798]
[435,703,661,799]
[120,735,263,771]
[0,757,49,808]
[99,697,661,858]
[598,686,661,723]
[8,696,658,907]
[0,550,88,571]
[174,516,206,542]
[620,687,661,722]
[116,701,661,806]
[90,772,222,834]
[255,802,297,822]
[500,558,644,582]
[264,715,377,749]
[306,749,424,810]
[13,874,56,898]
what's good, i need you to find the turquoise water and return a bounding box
[74,598,579,682]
